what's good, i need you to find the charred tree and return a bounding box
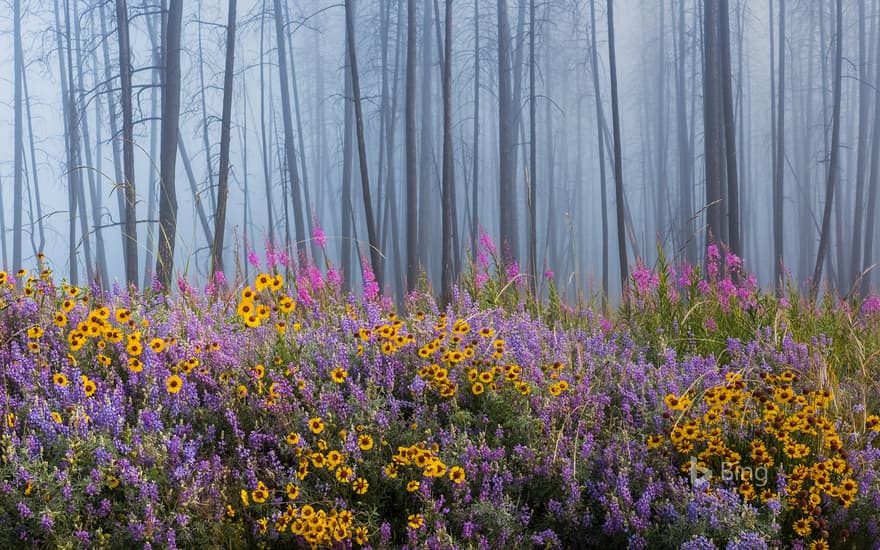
[156,0,184,290]
[117,0,138,287]
[441,0,455,302]
[211,0,237,278]
[812,0,843,296]
[702,0,724,253]
[273,0,307,262]
[720,0,740,256]
[13,0,23,272]
[405,0,419,291]
[773,0,785,287]
[498,0,519,264]
[528,0,538,294]
[589,0,610,299]
[607,0,628,288]
[346,0,383,288]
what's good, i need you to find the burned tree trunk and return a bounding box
[156,0,184,290]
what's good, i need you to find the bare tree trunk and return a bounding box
[156,0,184,290]
[773,0,785,287]
[654,0,668,253]
[211,0,237,278]
[259,0,275,246]
[64,0,95,285]
[13,0,23,272]
[703,0,724,253]
[273,0,307,263]
[177,139,216,247]
[418,0,436,281]
[863,8,880,295]
[280,0,318,262]
[498,0,518,264]
[470,0,480,258]
[850,0,869,292]
[196,15,216,219]
[341,27,354,290]
[0,172,6,267]
[675,0,695,263]
[607,0,628,289]
[74,1,108,285]
[99,1,126,277]
[61,0,93,283]
[406,0,419,290]
[528,0,538,294]
[22,49,46,257]
[589,0,609,300]
[117,0,138,287]
[441,0,455,302]
[141,0,162,287]
[812,0,843,297]
[543,1,557,279]
[720,0,740,256]
[54,0,78,285]
[379,0,405,302]
[346,0,383,289]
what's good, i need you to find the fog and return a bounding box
[0,0,876,302]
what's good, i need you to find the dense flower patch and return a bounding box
[0,244,879,549]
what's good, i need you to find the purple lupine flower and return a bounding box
[725,531,768,550]
[462,521,475,539]
[680,535,718,550]
[16,502,32,519]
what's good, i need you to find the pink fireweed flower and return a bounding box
[632,264,659,294]
[479,229,497,256]
[862,295,880,316]
[715,278,735,304]
[247,249,260,269]
[725,251,743,272]
[474,272,489,290]
[313,224,327,250]
[362,261,379,301]
[278,251,290,268]
[264,239,279,270]
[544,270,554,279]
[326,268,341,289]
[697,280,710,295]
[506,262,520,282]
[308,265,325,291]
[177,276,193,296]
[706,262,719,278]
[677,264,693,288]
[705,317,717,333]
[296,274,313,306]
[707,243,720,263]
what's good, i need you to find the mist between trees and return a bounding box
[1,0,877,303]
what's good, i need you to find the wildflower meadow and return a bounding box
[0,239,879,549]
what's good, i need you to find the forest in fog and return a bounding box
[0,0,878,302]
